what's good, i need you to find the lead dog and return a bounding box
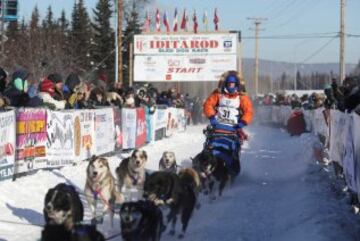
[158,151,178,173]
[116,149,148,200]
[84,156,124,225]
[143,171,198,238]
[43,183,84,231]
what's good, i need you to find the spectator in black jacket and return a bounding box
[0,67,7,93]
[3,69,43,107]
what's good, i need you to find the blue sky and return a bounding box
[18,0,360,64]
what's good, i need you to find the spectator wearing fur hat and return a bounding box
[38,79,66,110]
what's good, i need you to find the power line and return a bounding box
[242,32,338,40]
[299,36,337,63]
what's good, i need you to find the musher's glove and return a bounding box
[237,128,249,141]
[209,116,218,126]
[235,120,246,129]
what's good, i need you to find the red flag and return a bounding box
[180,9,187,31]
[163,11,170,33]
[142,11,151,32]
[213,8,219,31]
[156,9,161,32]
[173,8,178,32]
[193,10,198,34]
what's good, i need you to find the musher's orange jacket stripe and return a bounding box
[203,90,254,125]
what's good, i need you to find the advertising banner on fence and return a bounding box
[154,108,167,141]
[134,33,238,82]
[145,107,153,143]
[353,114,360,198]
[113,108,122,151]
[0,110,16,180]
[46,110,74,167]
[329,110,348,165]
[74,110,95,162]
[136,108,147,148]
[122,108,137,149]
[166,108,179,137]
[15,109,48,174]
[94,108,115,155]
[342,116,357,192]
[177,108,186,132]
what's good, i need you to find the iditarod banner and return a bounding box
[134,33,238,82]
[94,108,115,155]
[0,110,16,180]
[15,109,47,174]
[46,110,74,167]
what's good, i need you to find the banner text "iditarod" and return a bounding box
[150,40,219,50]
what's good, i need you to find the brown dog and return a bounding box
[116,149,148,201]
[84,156,124,225]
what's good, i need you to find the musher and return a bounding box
[203,70,254,175]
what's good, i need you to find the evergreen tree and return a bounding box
[122,2,142,85]
[70,0,93,73]
[92,0,115,81]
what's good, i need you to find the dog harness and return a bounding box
[216,94,240,125]
[91,185,113,211]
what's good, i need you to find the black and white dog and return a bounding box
[41,224,105,241]
[120,200,164,241]
[143,171,197,238]
[192,149,229,200]
[43,183,84,231]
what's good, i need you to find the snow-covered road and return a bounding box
[0,124,359,241]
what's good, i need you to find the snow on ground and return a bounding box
[0,124,359,241]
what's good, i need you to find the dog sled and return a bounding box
[203,125,243,177]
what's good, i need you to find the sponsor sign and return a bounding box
[94,108,115,155]
[15,109,48,174]
[0,110,16,180]
[134,55,236,82]
[46,110,74,167]
[122,109,137,149]
[135,108,147,148]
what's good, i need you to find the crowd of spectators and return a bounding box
[0,67,206,124]
[255,76,360,115]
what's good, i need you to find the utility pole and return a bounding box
[248,17,267,96]
[117,0,123,84]
[339,0,346,83]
